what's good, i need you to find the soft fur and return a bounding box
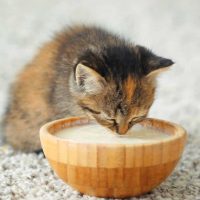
[2,25,173,152]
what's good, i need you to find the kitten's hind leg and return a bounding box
[4,118,44,152]
[3,103,53,152]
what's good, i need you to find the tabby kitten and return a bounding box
[3,25,173,152]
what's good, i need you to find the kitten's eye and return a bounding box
[105,118,117,125]
[131,116,142,121]
[129,116,145,126]
[82,106,101,114]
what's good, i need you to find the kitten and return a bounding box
[2,25,174,152]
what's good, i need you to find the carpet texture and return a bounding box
[0,0,200,199]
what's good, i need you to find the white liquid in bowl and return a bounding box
[55,123,171,144]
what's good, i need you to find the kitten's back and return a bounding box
[3,25,116,151]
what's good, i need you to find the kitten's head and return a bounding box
[71,45,174,135]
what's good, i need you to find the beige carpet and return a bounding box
[0,0,200,199]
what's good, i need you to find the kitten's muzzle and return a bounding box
[116,122,129,135]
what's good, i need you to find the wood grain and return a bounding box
[40,117,187,198]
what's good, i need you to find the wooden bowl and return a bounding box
[40,117,187,198]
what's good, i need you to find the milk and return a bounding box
[55,123,171,144]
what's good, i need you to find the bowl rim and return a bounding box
[40,117,187,147]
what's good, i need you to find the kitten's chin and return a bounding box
[106,129,129,137]
[103,126,125,136]
[106,126,131,137]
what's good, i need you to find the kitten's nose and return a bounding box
[117,123,129,135]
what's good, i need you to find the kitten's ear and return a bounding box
[136,45,174,78]
[75,63,106,94]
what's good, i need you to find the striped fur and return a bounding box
[3,25,173,151]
